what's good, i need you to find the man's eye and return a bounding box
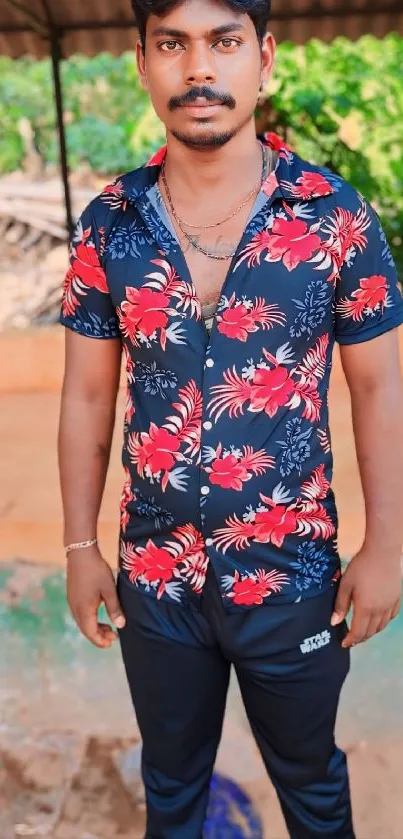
[217,38,240,48]
[160,41,182,51]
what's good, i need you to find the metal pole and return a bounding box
[50,34,74,238]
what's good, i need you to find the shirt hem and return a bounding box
[335,310,403,345]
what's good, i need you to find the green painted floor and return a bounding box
[1,561,403,741]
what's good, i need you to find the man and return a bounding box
[58,1,403,837]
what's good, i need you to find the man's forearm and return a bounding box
[58,393,117,545]
[350,384,403,556]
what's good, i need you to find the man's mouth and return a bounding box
[180,97,222,108]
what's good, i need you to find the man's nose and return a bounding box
[184,42,217,86]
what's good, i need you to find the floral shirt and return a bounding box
[60,133,403,610]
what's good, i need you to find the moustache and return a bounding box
[168,86,236,111]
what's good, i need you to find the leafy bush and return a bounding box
[0,35,402,272]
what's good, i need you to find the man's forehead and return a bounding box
[147,1,251,37]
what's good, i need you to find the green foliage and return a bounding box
[0,36,402,271]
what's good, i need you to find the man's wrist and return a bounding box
[361,537,402,564]
[65,537,98,556]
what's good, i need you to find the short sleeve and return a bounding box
[335,197,403,345]
[59,201,120,340]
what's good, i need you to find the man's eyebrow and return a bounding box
[150,22,246,38]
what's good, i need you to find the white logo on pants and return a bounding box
[300,630,331,654]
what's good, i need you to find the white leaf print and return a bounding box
[221,574,236,591]
[202,446,217,464]
[314,253,332,271]
[164,581,184,602]
[271,482,294,505]
[73,218,83,243]
[292,203,315,219]
[275,343,296,365]
[165,322,187,344]
[168,467,189,492]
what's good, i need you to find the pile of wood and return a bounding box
[0,177,96,330]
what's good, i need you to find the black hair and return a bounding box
[131,0,271,50]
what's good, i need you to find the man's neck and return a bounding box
[163,123,263,204]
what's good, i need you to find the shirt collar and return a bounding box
[116,132,336,206]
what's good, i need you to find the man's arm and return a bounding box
[58,329,126,648]
[331,329,403,647]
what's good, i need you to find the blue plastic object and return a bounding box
[204,773,263,838]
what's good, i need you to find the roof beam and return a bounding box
[2,2,402,38]
[3,0,48,37]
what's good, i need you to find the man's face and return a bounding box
[136,0,275,149]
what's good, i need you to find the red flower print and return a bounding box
[254,505,298,547]
[261,170,278,199]
[212,466,334,555]
[281,171,333,200]
[118,287,170,343]
[266,217,322,271]
[235,215,322,272]
[100,179,127,210]
[315,202,371,284]
[122,538,180,598]
[139,424,181,475]
[218,304,256,341]
[120,523,206,601]
[72,235,108,292]
[217,294,286,341]
[62,225,109,317]
[217,296,286,342]
[249,366,295,417]
[120,468,134,534]
[264,132,292,154]
[337,274,388,322]
[209,454,250,491]
[125,389,135,426]
[146,146,167,167]
[226,568,290,606]
[231,575,266,606]
[264,132,284,152]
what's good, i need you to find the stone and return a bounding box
[111,741,146,811]
[0,726,87,839]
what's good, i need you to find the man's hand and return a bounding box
[66,546,126,648]
[331,549,402,648]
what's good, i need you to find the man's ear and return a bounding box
[136,40,148,91]
[260,31,276,89]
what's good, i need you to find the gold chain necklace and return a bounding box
[160,144,271,261]
[161,144,267,230]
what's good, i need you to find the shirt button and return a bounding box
[206,358,214,368]
[203,421,212,431]
[205,538,213,547]
[201,486,210,496]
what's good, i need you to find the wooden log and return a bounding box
[0,201,67,239]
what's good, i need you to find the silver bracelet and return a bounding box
[65,538,98,555]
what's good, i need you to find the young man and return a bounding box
[58,1,403,836]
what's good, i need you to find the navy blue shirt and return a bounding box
[60,133,403,610]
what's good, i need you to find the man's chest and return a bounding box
[103,200,338,360]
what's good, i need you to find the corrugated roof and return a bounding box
[1,0,403,59]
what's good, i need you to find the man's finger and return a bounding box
[365,610,388,641]
[331,578,354,626]
[102,581,126,629]
[375,610,394,635]
[79,611,111,648]
[342,606,371,648]
[391,600,401,620]
[98,622,118,642]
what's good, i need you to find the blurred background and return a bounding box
[1,1,403,837]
